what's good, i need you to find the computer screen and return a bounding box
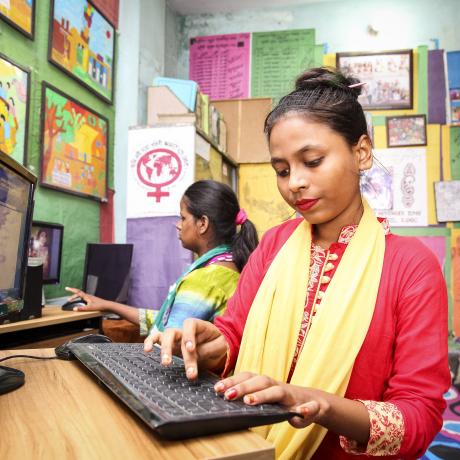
[28,221,64,284]
[0,151,36,319]
[83,244,134,303]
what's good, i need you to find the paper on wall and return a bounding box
[361,148,428,226]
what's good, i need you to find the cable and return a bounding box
[0,354,57,363]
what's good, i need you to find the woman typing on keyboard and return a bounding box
[66,180,258,335]
[146,68,450,459]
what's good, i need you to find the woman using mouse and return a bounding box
[145,68,450,459]
[66,179,258,336]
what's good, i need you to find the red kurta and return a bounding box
[214,218,450,459]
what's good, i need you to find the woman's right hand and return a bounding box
[65,287,109,312]
[144,318,229,380]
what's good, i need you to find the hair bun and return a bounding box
[295,67,363,99]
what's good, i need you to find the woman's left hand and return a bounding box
[214,372,330,429]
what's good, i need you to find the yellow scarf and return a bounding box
[235,201,385,460]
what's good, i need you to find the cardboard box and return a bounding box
[212,98,273,163]
[147,86,189,125]
[157,113,196,124]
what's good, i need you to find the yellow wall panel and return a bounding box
[426,124,441,225]
[238,163,293,236]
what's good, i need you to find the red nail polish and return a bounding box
[225,388,237,400]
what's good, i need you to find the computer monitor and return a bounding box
[28,221,64,284]
[0,151,36,321]
[0,151,36,394]
[83,243,134,303]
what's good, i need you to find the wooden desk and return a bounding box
[0,307,103,349]
[0,349,274,460]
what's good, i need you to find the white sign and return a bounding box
[361,148,428,226]
[127,125,195,217]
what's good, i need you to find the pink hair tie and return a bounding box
[235,209,248,226]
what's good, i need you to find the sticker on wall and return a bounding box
[0,0,35,39]
[0,52,31,165]
[127,125,195,218]
[49,0,115,103]
[40,82,108,201]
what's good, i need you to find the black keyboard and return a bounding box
[68,343,296,440]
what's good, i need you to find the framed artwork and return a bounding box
[0,0,35,39]
[48,0,115,103]
[0,52,31,165]
[336,49,413,110]
[386,115,427,148]
[434,181,460,222]
[40,82,108,201]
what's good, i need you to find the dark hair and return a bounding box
[264,67,369,147]
[184,180,258,272]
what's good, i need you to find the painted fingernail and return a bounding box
[244,394,255,404]
[214,382,225,392]
[185,340,193,351]
[225,388,237,400]
[186,366,195,377]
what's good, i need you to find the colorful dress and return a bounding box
[139,261,239,335]
[215,217,450,459]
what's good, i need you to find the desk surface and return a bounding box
[0,306,102,334]
[0,349,274,460]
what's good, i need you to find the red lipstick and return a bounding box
[294,198,318,211]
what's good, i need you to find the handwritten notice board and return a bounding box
[251,29,317,101]
[189,33,250,100]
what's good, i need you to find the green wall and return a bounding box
[0,1,115,298]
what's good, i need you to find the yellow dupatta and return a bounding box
[234,201,385,460]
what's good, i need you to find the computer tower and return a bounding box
[21,264,43,320]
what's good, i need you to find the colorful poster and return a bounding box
[40,83,108,201]
[189,33,250,100]
[0,53,30,164]
[0,0,35,39]
[361,148,428,226]
[49,0,115,102]
[251,29,317,101]
[127,125,195,218]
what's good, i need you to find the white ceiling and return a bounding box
[166,0,336,15]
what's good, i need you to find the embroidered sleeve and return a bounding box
[339,400,405,456]
[138,308,157,336]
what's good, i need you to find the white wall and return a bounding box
[114,0,167,243]
[172,0,460,79]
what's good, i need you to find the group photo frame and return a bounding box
[40,82,108,202]
[48,0,116,103]
[386,114,427,148]
[336,49,413,110]
[0,52,31,165]
[0,0,35,39]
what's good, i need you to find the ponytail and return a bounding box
[232,218,258,272]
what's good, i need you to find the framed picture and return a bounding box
[0,0,35,39]
[40,82,108,201]
[0,52,31,165]
[434,180,460,222]
[386,115,427,148]
[336,49,413,110]
[48,0,115,103]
